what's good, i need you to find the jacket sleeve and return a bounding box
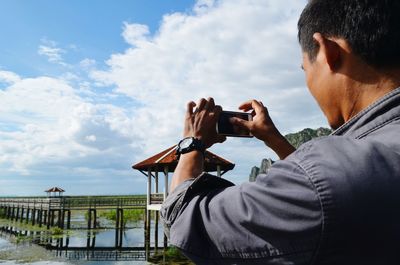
[160,158,322,265]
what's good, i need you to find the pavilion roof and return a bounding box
[45,187,65,193]
[132,145,235,173]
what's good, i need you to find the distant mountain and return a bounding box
[284,127,332,148]
[249,127,332,182]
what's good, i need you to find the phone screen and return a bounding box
[217,111,253,137]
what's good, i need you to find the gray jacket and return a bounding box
[160,87,400,265]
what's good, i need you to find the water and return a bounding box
[0,213,187,265]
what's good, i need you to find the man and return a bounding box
[160,0,400,264]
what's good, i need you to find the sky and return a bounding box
[0,0,328,196]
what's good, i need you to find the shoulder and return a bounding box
[289,134,398,175]
[288,135,374,173]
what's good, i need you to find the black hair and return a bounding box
[298,0,400,68]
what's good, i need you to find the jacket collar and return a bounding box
[332,87,400,138]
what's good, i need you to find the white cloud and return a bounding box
[121,23,150,47]
[1,0,329,194]
[91,0,325,166]
[0,71,21,84]
[79,58,96,70]
[38,39,67,66]
[0,73,141,177]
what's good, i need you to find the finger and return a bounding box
[251,100,265,113]
[196,98,207,112]
[186,101,196,116]
[239,99,264,113]
[238,100,253,111]
[209,105,222,122]
[204,97,215,111]
[214,105,222,115]
[217,135,227,143]
[230,117,251,130]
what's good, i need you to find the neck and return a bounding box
[343,68,400,122]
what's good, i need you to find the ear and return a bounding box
[313,33,341,72]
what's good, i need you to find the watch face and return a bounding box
[180,138,193,149]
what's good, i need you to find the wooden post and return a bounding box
[38,209,42,227]
[116,209,120,229]
[155,211,159,251]
[31,208,36,226]
[147,168,152,206]
[15,207,20,221]
[91,231,96,248]
[86,230,91,248]
[164,234,168,249]
[217,165,221,177]
[60,210,65,229]
[155,170,159,193]
[115,208,122,248]
[65,234,70,248]
[26,208,30,224]
[147,210,151,250]
[115,211,119,247]
[93,209,97,229]
[146,167,152,252]
[11,207,15,221]
[87,209,92,230]
[50,210,55,227]
[164,166,169,201]
[163,165,169,250]
[47,210,52,229]
[66,210,71,229]
[145,211,150,260]
[43,210,47,225]
[20,208,24,223]
[57,209,62,228]
[119,209,123,247]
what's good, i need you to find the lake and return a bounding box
[0,212,192,265]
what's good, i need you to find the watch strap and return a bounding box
[176,137,206,156]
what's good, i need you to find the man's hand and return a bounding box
[183,97,226,149]
[230,99,278,142]
[230,99,296,159]
[170,97,226,192]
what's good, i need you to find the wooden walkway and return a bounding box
[50,246,158,261]
[0,226,161,262]
[0,194,164,209]
[0,194,164,230]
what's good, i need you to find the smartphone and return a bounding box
[217,111,253,137]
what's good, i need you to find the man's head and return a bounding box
[298,0,400,68]
[297,0,400,129]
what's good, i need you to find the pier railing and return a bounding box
[0,194,164,210]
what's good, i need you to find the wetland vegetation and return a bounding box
[0,208,192,264]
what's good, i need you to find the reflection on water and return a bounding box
[0,216,178,264]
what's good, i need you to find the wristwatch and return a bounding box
[176,137,206,156]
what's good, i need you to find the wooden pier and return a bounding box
[0,226,160,262]
[0,194,163,230]
[0,145,235,261]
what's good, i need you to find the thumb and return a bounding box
[230,117,251,129]
[216,135,227,143]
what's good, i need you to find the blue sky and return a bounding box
[0,0,327,196]
[0,0,195,76]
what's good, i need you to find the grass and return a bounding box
[148,246,194,265]
[97,209,145,227]
[0,208,5,218]
[51,227,63,235]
